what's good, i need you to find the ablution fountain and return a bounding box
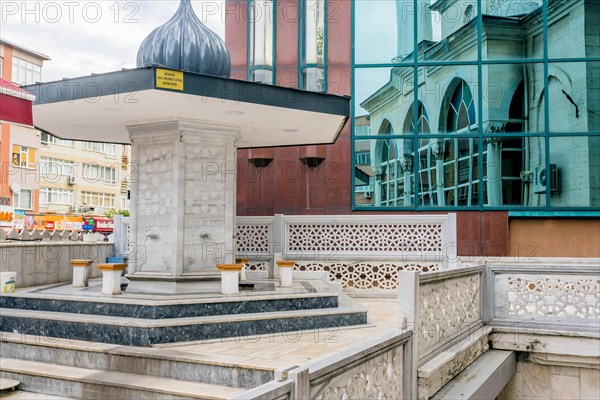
[0,0,366,346]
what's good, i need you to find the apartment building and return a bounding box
[39,134,130,215]
[1,39,130,219]
[0,39,49,215]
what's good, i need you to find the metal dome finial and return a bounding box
[136,0,231,77]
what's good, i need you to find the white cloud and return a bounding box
[1,1,227,82]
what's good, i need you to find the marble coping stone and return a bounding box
[0,305,368,347]
[69,260,93,267]
[97,264,127,271]
[0,280,340,319]
[216,264,244,271]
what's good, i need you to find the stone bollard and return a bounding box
[236,258,249,282]
[217,264,244,295]
[70,260,93,287]
[98,264,127,295]
[276,260,295,287]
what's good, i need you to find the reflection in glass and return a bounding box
[519,136,547,208]
[301,67,325,93]
[422,0,476,62]
[405,102,431,206]
[426,137,480,207]
[484,137,529,207]
[354,0,398,64]
[354,132,556,208]
[549,136,600,207]
[249,0,274,84]
[548,1,597,59]
[444,80,476,134]
[354,137,414,209]
[300,0,325,92]
[547,63,600,133]
[251,69,273,84]
[353,1,598,210]
[483,0,542,60]
[301,0,325,65]
[354,129,374,207]
[354,67,400,116]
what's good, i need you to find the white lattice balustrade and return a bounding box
[506,275,600,320]
[295,262,439,291]
[418,271,482,358]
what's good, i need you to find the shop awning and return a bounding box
[0,78,34,126]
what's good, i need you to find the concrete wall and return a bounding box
[498,359,600,400]
[509,218,600,258]
[0,242,114,287]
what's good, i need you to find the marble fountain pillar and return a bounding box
[125,119,239,294]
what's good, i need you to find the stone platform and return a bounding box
[0,279,367,347]
[0,298,395,399]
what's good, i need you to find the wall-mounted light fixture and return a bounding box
[248,148,274,168]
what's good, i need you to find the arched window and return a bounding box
[500,81,526,205]
[373,120,400,206]
[402,102,435,206]
[446,80,476,133]
[436,79,479,206]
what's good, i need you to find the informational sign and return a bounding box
[82,218,95,232]
[37,215,83,231]
[33,216,45,230]
[156,68,184,91]
[24,215,35,231]
[0,206,14,228]
[13,210,26,230]
[93,217,114,233]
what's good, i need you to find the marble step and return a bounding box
[0,333,272,390]
[0,358,247,400]
[0,298,368,346]
[431,350,516,400]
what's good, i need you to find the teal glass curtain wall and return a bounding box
[352,0,600,211]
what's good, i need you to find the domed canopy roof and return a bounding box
[137,0,231,77]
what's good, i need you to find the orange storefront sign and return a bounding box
[33,215,83,231]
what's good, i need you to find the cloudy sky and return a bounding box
[2,0,423,116]
[2,1,226,82]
